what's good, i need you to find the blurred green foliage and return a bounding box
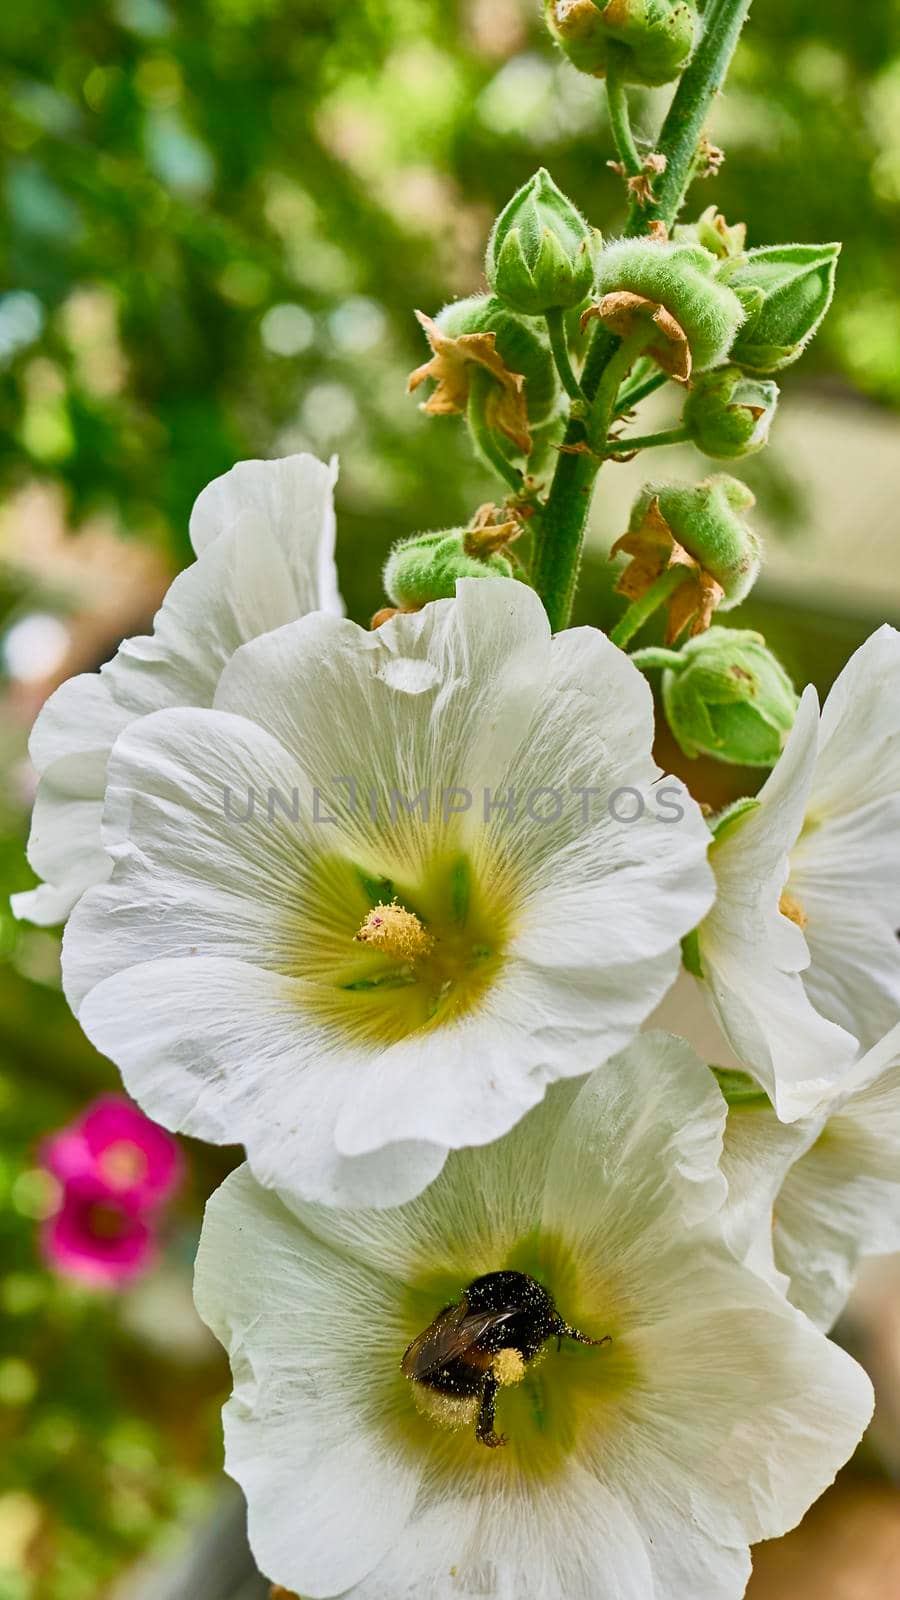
[1,1,899,1593]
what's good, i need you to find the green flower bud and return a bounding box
[436,295,561,426]
[614,474,761,640]
[545,0,696,87]
[486,169,599,317]
[660,628,799,766]
[682,367,779,459]
[722,243,841,374]
[592,239,745,377]
[384,525,518,609]
[673,206,746,261]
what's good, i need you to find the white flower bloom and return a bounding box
[193,1032,873,1600]
[692,625,900,1120]
[720,1022,900,1332]
[62,578,713,1208]
[12,454,341,926]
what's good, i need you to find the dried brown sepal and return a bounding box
[370,605,419,630]
[698,139,726,178]
[646,221,670,243]
[612,497,725,642]
[608,152,667,206]
[407,311,532,452]
[582,292,692,382]
[463,519,521,558]
[270,1588,301,1600]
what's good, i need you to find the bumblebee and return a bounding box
[401,1269,609,1448]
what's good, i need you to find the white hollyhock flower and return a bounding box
[691,625,900,1120]
[12,454,341,925]
[62,578,713,1208]
[193,1032,873,1600]
[720,1022,900,1332]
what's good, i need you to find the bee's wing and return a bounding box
[401,1303,519,1379]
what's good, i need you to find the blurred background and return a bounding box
[1,0,899,1595]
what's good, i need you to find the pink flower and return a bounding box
[41,1094,183,1212]
[41,1179,157,1287]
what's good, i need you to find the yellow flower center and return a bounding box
[354,901,434,962]
[290,850,514,1047]
[779,890,808,930]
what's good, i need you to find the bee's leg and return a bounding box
[559,1323,612,1350]
[475,1374,506,1449]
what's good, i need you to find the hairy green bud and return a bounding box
[592,239,745,377]
[673,206,746,261]
[660,628,799,766]
[487,169,599,316]
[614,474,761,640]
[683,367,779,459]
[384,526,517,609]
[545,0,696,87]
[722,243,841,374]
[437,295,561,426]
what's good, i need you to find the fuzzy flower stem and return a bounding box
[466,368,526,494]
[545,307,586,404]
[531,327,650,629]
[629,646,686,670]
[610,567,693,649]
[608,425,691,455]
[628,0,755,232]
[534,0,756,634]
[605,46,644,179]
[615,368,669,415]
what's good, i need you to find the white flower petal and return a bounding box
[607,1278,872,1550]
[27,673,132,777]
[61,705,318,1011]
[775,1022,900,1329]
[541,1033,727,1270]
[100,517,304,718]
[353,1465,654,1600]
[193,1167,422,1593]
[16,453,342,927]
[188,451,342,615]
[718,1092,820,1286]
[79,957,446,1208]
[213,579,555,872]
[697,688,857,1118]
[809,624,900,813]
[790,795,900,1048]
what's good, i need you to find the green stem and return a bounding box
[587,328,654,446]
[530,329,650,629]
[629,646,685,671]
[627,0,756,232]
[615,368,668,415]
[534,0,755,631]
[606,46,643,178]
[609,567,693,649]
[544,307,585,404]
[607,425,690,455]
[466,369,525,495]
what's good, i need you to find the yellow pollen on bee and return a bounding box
[354,900,434,961]
[779,891,808,930]
[492,1347,526,1387]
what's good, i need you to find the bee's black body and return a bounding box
[402,1269,607,1449]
